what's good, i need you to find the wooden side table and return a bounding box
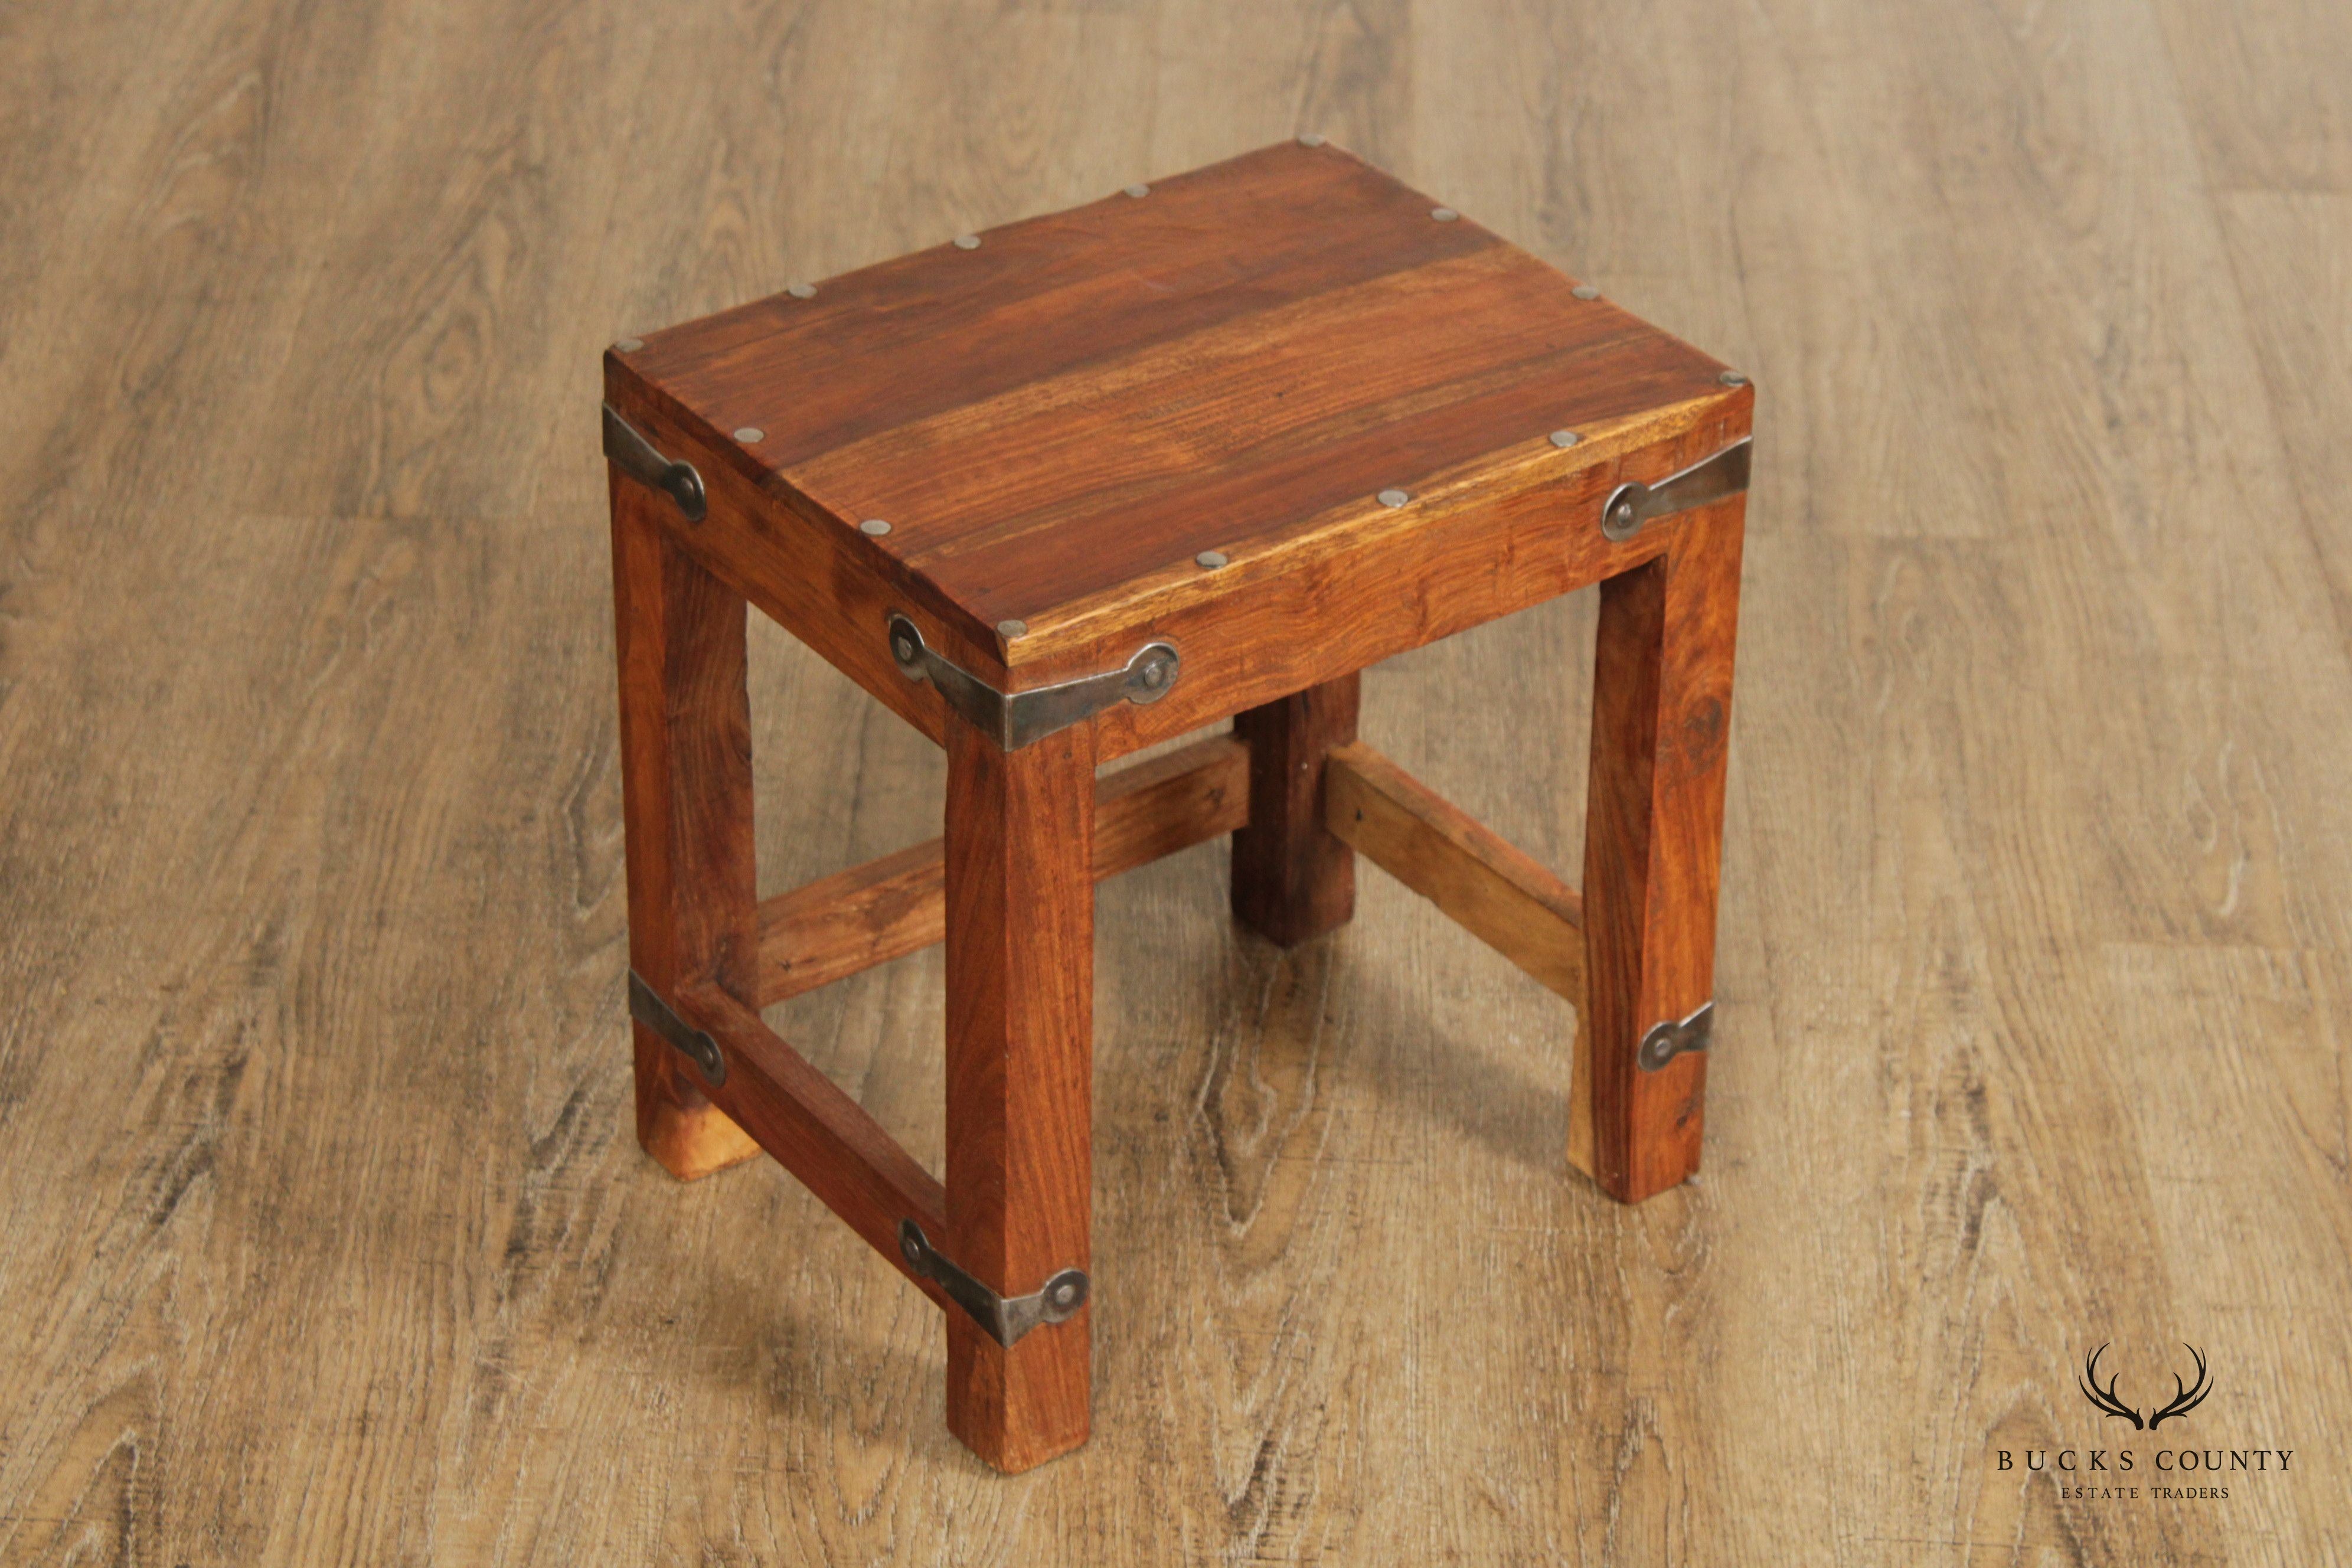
[602,140,1752,1472]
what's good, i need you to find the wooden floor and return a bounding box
[2,0,2347,1562]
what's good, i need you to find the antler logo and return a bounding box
[2077,1342,2213,1430]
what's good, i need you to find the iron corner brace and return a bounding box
[887,613,1179,750]
[899,1220,1089,1348]
[1635,1000,1714,1072]
[603,403,707,523]
[1600,436,1752,543]
[627,969,725,1086]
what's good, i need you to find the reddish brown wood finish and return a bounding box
[1087,733,1252,877]
[1323,741,1585,1004]
[757,840,945,1006]
[604,139,1749,720]
[609,474,762,1181]
[1570,500,1746,1203]
[753,734,1249,1004]
[626,146,1491,479]
[942,717,1097,1472]
[606,375,1746,773]
[605,140,1754,1475]
[602,390,962,747]
[1230,674,1360,945]
[674,981,949,1302]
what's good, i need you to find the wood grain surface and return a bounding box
[2,0,2348,1561]
[1324,740,1585,1004]
[1231,675,1361,947]
[941,718,1097,1470]
[612,142,1739,650]
[754,733,1248,1004]
[610,478,765,1181]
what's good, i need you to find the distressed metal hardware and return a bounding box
[887,612,1178,750]
[1600,436,1752,543]
[1635,1001,1714,1072]
[899,1220,1088,1348]
[627,969,726,1086]
[602,403,707,523]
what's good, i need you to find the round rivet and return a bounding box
[860,518,891,536]
[1124,183,1149,198]
[1196,550,1229,569]
[614,338,643,352]
[1572,285,1601,300]
[1378,488,1410,507]
[1549,430,1580,449]
[998,619,1028,638]
[787,282,816,299]
[1720,370,1749,386]
[733,427,764,443]
[1430,206,1459,222]
[954,234,981,250]
[1298,133,1326,148]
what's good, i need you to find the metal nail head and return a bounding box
[1124,183,1149,198]
[1298,133,1326,147]
[860,518,891,536]
[1195,550,1228,569]
[1720,370,1749,386]
[787,282,817,299]
[998,619,1028,638]
[1378,489,1410,507]
[954,234,981,250]
[1572,285,1600,300]
[1549,430,1580,448]
[1430,206,1459,222]
[614,338,643,352]
[734,427,764,443]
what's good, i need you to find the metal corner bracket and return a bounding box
[1635,1000,1714,1073]
[602,403,707,523]
[899,1220,1089,1348]
[627,969,725,1086]
[1600,436,1752,542]
[887,613,1178,750]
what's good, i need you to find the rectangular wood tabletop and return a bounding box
[611,141,1741,659]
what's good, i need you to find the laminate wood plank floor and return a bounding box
[1,1,2346,1563]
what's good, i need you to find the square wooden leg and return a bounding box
[942,718,1097,1472]
[1230,671,1360,946]
[1570,503,1745,1203]
[610,476,762,1181]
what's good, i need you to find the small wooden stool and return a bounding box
[602,141,1751,1472]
